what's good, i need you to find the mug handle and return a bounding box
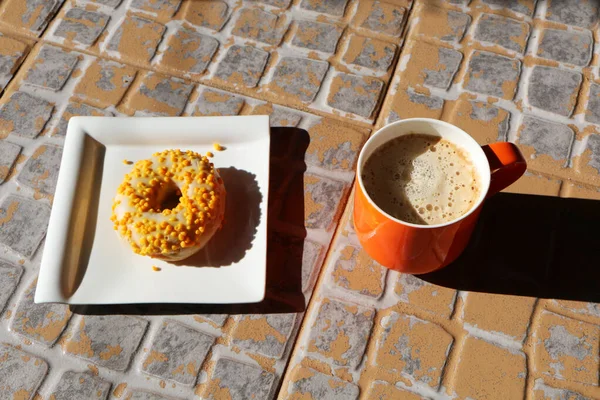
[481,142,527,197]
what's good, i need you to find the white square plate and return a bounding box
[35,116,270,304]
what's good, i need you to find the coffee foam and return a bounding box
[362,133,481,225]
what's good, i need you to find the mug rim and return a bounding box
[356,118,492,229]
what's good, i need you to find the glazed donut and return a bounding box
[111,149,226,262]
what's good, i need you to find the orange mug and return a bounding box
[353,118,526,274]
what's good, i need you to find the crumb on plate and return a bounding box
[152,266,161,271]
[123,159,133,165]
[213,143,225,151]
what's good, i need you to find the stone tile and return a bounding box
[528,66,582,117]
[232,7,285,45]
[49,371,111,400]
[576,134,600,175]
[125,390,177,400]
[451,336,526,399]
[141,320,214,386]
[193,314,228,327]
[533,380,588,400]
[74,59,136,108]
[91,0,122,7]
[331,244,387,299]
[192,89,244,116]
[0,344,48,400]
[304,117,368,172]
[537,29,592,67]
[482,0,536,16]
[157,28,218,75]
[231,314,296,358]
[269,107,302,127]
[354,1,406,37]
[374,312,453,389]
[364,381,427,400]
[285,366,359,400]
[214,45,269,88]
[299,0,349,16]
[24,44,79,91]
[55,101,112,137]
[533,311,600,385]
[130,0,182,18]
[0,0,64,35]
[412,5,470,43]
[446,98,510,144]
[0,261,22,313]
[553,299,600,319]
[384,87,444,124]
[402,41,462,90]
[0,195,50,257]
[105,15,165,63]
[464,50,521,100]
[561,182,600,199]
[10,277,71,345]
[251,0,292,7]
[0,92,54,138]
[291,20,343,54]
[281,173,347,231]
[586,82,600,125]
[517,116,574,164]
[205,358,275,400]
[461,292,535,342]
[63,315,148,371]
[17,144,63,196]
[269,57,329,103]
[343,36,396,71]
[546,0,598,29]
[182,1,229,31]
[327,73,384,118]
[0,141,21,184]
[124,72,194,116]
[0,36,28,90]
[503,172,562,196]
[395,274,457,318]
[54,7,110,46]
[307,298,374,367]
[474,13,529,54]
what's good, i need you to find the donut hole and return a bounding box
[153,181,182,212]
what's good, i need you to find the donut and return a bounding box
[111,149,226,262]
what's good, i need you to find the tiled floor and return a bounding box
[0,0,599,399]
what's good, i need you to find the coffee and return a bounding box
[362,133,481,225]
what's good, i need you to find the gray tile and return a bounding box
[475,13,529,53]
[546,0,598,29]
[443,11,471,43]
[537,28,593,67]
[518,115,574,161]
[0,92,54,138]
[131,0,182,17]
[63,315,148,371]
[159,28,218,74]
[292,20,343,54]
[106,16,165,62]
[206,358,275,400]
[0,343,48,399]
[271,57,329,103]
[308,298,375,367]
[250,0,291,7]
[141,320,214,386]
[0,36,27,90]
[55,101,112,137]
[232,314,296,358]
[15,0,65,34]
[583,134,600,173]
[232,8,285,45]
[586,83,600,125]
[193,89,244,116]
[215,45,269,88]
[17,144,63,196]
[482,0,536,16]
[0,261,22,314]
[194,314,228,327]
[465,51,521,99]
[422,47,462,89]
[54,7,110,46]
[49,371,111,400]
[303,174,347,230]
[126,390,180,400]
[299,0,349,16]
[90,0,122,7]
[345,37,396,71]
[10,277,72,345]
[327,73,384,117]
[0,195,50,258]
[359,1,405,36]
[387,89,444,124]
[287,366,359,400]
[24,44,79,91]
[136,73,195,116]
[528,66,581,117]
[0,141,21,184]
[270,108,302,127]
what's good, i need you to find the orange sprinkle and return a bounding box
[213,143,225,151]
[152,266,161,271]
[123,159,133,165]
